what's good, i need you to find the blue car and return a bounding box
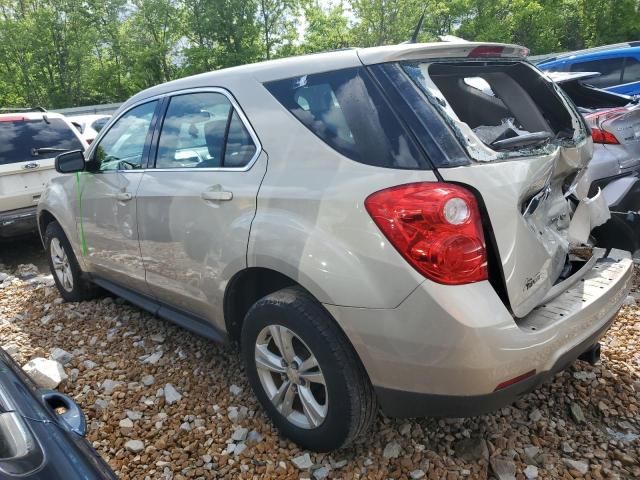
[537,41,640,96]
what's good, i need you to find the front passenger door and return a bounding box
[79,100,158,294]
[136,90,266,329]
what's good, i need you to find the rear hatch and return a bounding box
[0,114,84,212]
[361,44,597,318]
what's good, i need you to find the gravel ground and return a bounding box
[0,255,638,479]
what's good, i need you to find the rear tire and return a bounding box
[45,221,94,302]
[241,286,377,451]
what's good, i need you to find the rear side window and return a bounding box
[92,117,109,133]
[622,57,640,83]
[0,118,83,165]
[265,67,427,169]
[569,58,624,87]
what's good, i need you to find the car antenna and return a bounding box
[404,7,427,44]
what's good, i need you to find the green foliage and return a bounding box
[0,0,638,108]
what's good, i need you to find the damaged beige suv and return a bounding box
[38,42,633,451]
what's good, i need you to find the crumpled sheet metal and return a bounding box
[568,188,612,244]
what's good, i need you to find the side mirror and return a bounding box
[55,150,85,174]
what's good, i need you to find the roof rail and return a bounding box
[539,41,640,63]
[0,106,47,113]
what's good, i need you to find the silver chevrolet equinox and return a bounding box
[38,42,634,451]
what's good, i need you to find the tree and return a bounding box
[257,0,300,59]
[301,1,352,53]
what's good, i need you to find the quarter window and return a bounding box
[91,101,157,171]
[265,67,426,169]
[155,92,257,169]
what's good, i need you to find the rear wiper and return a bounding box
[31,147,71,156]
[490,131,553,150]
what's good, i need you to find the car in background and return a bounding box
[0,347,116,479]
[0,108,87,238]
[67,114,111,144]
[544,71,640,211]
[537,41,640,96]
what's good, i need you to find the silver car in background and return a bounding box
[37,42,633,451]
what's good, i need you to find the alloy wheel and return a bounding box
[254,325,328,429]
[50,237,74,292]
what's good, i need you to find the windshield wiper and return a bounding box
[31,147,71,156]
[490,131,553,151]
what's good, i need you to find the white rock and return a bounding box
[383,441,401,459]
[232,427,248,442]
[292,453,313,470]
[623,295,635,305]
[180,421,191,431]
[94,399,108,411]
[143,351,163,364]
[410,470,425,479]
[234,442,247,456]
[101,379,121,395]
[562,458,589,475]
[164,383,182,404]
[22,358,67,389]
[229,384,243,396]
[141,374,155,386]
[573,371,596,381]
[529,409,543,422]
[202,454,212,463]
[399,422,412,436]
[491,457,516,480]
[247,430,263,444]
[524,465,538,479]
[228,405,248,424]
[119,418,133,433]
[40,314,53,325]
[313,466,330,479]
[124,439,144,453]
[82,360,97,369]
[150,333,165,343]
[126,410,143,421]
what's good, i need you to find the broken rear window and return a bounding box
[402,61,584,160]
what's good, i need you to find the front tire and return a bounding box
[241,287,377,451]
[45,221,94,302]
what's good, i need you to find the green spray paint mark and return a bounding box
[75,172,88,256]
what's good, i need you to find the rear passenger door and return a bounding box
[136,90,266,329]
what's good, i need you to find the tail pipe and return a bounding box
[578,342,601,365]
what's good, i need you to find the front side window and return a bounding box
[0,118,83,165]
[155,92,256,169]
[265,67,426,169]
[92,101,157,172]
[569,58,625,87]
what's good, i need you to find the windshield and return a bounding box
[0,118,83,165]
[402,60,583,160]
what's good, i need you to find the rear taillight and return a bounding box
[0,116,25,122]
[365,182,488,285]
[584,109,624,144]
[590,127,619,144]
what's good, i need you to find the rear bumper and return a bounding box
[325,251,633,417]
[0,206,37,237]
[375,316,612,417]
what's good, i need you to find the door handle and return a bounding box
[115,192,133,202]
[201,190,233,202]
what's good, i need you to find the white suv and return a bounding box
[38,42,633,451]
[0,109,86,237]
